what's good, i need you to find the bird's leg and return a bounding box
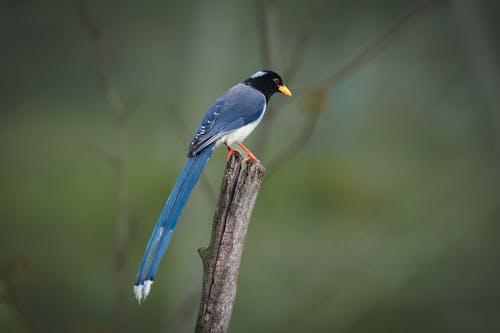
[225,144,241,159]
[238,143,261,164]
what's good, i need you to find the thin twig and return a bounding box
[264,0,448,177]
[256,0,326,154]
[76,1,130,331]
[284,0,327,83]
[267,114,319,175]
[266,88,324,178]
[76,0,123,122]
[253,0,274,154]
[255,0,273,69]
[319,0,447,90]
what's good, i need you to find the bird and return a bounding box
[133,70,292,303]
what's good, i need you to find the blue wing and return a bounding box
[188,83,266,156]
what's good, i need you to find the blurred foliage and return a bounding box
[1,0,500,332]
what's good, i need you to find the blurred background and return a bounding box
[1,0,500,332]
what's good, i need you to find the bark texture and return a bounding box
[195,152,265,333]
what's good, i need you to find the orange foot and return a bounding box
[226,144,241,159]
[238,143,261,164]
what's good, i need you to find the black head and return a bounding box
[244,70,292,101]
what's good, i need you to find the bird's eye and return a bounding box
[273,78,280,85]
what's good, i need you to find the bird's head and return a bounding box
[244,70,292,101]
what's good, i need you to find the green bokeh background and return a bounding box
[1,1,500,332]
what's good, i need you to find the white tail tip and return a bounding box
[134,280,153,304]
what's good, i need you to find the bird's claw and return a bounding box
[226,145,241,159]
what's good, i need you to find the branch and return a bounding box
[283,0,327,83]
[266,87,326,178]
[76,2,130,332]
[76,0,124,123]
[255,0,325,153]
[255,0,273,69]
[195,152,266,333]
[319,0,447,90]
[262,0,448,177]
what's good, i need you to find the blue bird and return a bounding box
[134,70,292,302]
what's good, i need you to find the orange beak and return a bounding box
[278,85,292,96]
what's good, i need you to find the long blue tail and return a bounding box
[134,143,215,303]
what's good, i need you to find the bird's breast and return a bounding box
[217,119,260,146]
